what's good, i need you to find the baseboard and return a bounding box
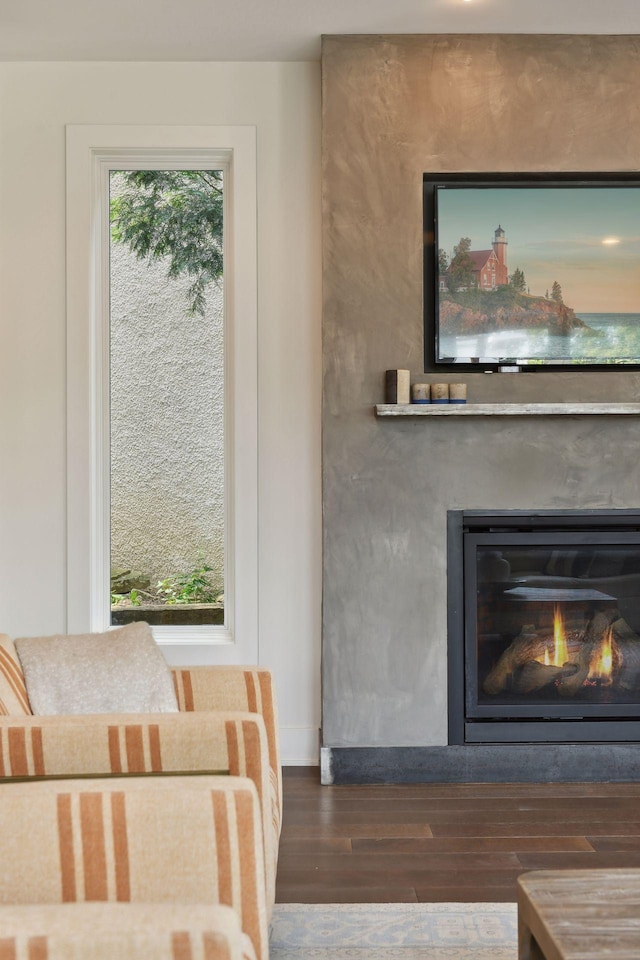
[280,726,320,765]
[320,746,333,784]
[322,744,640,784]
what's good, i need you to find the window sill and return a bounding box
[111,603,224,627]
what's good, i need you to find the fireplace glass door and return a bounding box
[465,532,640,720]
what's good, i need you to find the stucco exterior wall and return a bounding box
[110,219,225,591]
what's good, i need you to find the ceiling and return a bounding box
[2,0,640,62]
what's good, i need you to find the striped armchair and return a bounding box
[0,710,277,911]
[0,776,268,960]
[0,638,281,915]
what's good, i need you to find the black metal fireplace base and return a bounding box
[448,509,640,746]
[465,720,640,743]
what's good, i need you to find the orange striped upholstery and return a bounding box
[0,711,277,913]
[0,637,30,717]
[171,667,282,843]
[0,777,267,960]
[0,903,254,960]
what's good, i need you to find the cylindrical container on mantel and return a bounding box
[411,383,431,404]
[431,383,449,404]
[449,383,467,405]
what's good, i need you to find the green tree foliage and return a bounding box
[438,248,449,276]
[551,280,563,304]
[509,267,526,292]
[110,170,223,317]
[447,237,474,293]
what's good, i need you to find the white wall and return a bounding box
[0,61,322,763]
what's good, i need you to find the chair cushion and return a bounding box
[0,635,31,715]
[15,622,178,715]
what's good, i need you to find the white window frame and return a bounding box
[66,125,258,662]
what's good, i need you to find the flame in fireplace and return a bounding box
[551,604,569,667]
[535,605,570,667]
[588,626,615,684]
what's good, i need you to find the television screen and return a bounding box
[423,173,640,371]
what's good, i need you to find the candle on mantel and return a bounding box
[449,383,467,404]
[431,383,449,404]
[411,383,431,404]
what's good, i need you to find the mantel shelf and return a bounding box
[375,402,640,417]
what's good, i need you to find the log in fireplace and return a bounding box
[448,510,640,744]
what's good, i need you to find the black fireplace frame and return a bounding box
[448,509,640,745]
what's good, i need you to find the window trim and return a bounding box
[66,125,258,660]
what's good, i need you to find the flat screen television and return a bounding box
[423,172,640,372]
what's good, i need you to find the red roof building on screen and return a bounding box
[442,225,509,291]
[472,226,508,289]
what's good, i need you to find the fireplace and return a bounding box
[448,511,640,744]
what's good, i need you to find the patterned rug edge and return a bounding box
[270,902,518,959]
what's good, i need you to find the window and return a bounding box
[109,168,226,630]
[66,126,257,661]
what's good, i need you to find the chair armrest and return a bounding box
[0,711,277,913]
[171,666,282,837]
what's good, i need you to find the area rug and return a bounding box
[270,902,518,959]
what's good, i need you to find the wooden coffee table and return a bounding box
[518,869,640,960]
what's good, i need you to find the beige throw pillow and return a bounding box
[0,635,31,715]
[15,622,178,715]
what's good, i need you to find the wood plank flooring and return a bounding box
[275,767,640,903]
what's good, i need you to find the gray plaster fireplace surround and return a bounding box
[320,34,640,784]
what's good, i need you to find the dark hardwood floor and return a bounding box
[276,766,640,903]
